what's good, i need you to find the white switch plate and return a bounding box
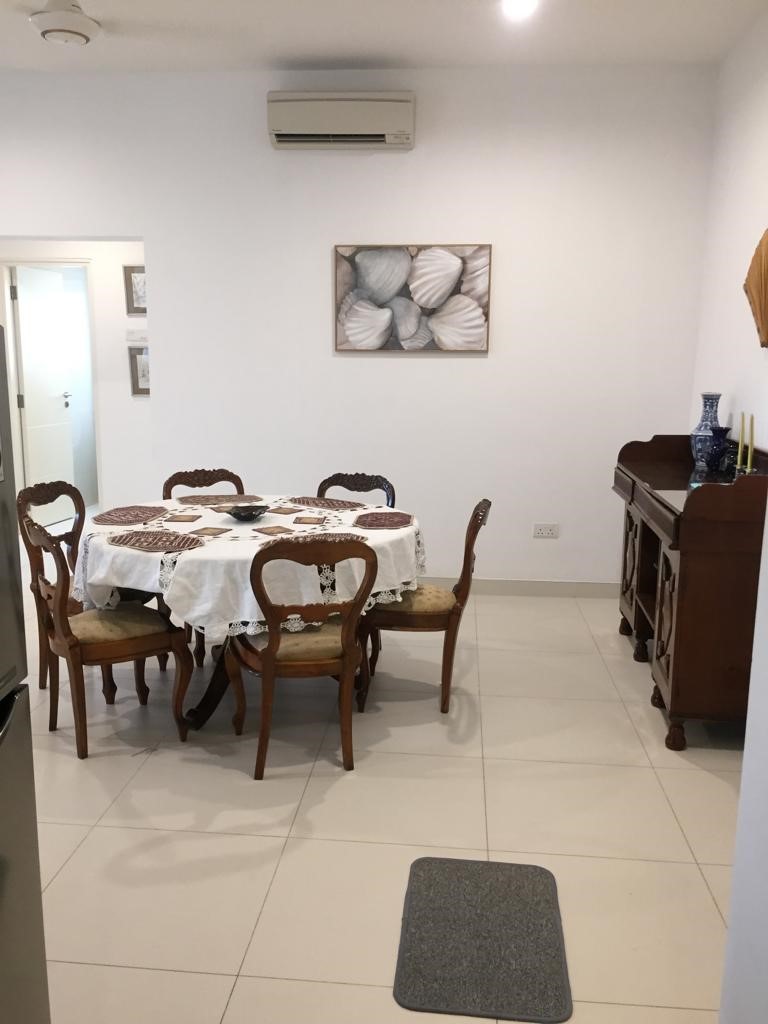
[533,523,560,539]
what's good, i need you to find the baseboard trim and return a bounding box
[420,578,620,599]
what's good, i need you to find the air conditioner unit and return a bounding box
[267,91,415,150]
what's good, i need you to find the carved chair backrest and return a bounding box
[250,538,377,666]
[453,498,492,607]
[21,515,77,646]
[317,472,396,508]
[16,481,86,594]
[162,468,245,500]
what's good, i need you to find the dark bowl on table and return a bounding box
[227,504,269,522]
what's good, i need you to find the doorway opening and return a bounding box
[9,263,97,525]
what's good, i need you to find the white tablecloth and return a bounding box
[73,496,426,643]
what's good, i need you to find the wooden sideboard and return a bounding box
[614,435,768,750]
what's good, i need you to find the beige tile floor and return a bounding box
[22,585,735,1024]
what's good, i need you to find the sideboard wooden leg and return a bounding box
[665,720,687,751]
[633,639,649,662]
[619,616,632,636]
[651,684,666,709]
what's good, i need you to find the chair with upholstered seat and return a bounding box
[357,498,491,714]
[17,481,169,702]
[17,481,86,693]
[22,515,194,759]
[162,467,245,665]
[317,472,396,508]
[316,473,395,668]
[224,537,377,779]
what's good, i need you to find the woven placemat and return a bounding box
[260,531,368,548]
[107,530,204,553]
[93,505,165,526]
[289,496,366,511]
[354,511,413,529]
[176,493,263,506]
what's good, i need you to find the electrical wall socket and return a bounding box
[533,523,560,539]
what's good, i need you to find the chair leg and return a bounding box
[370,626,381,676]
[170,635,194,742]
[65,652,88,759]
[440,619,459,714]
[101,664,117,705]
[184,621,192,643]
[133,659,150,705]
[194,629,206,667]
[356,627,373,713]
[225,645,247,736]
[339,666,355,771]
[254,668,275,780]
[155,600,171,671]
[36,607,49,690]
[48,653,59,732]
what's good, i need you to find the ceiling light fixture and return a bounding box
[29,0,101,46]
[501,0,540,22]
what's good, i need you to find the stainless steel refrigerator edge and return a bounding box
[0,325,51,1023]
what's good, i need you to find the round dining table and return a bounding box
[73,492,426,730]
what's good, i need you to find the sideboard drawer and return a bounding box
[613,468,634,503]
[634,487,679,547]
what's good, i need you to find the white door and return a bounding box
[14,265,95,525]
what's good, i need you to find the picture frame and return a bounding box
[334,244,492,353]
[123,264,147,316]
[128,345,150,396]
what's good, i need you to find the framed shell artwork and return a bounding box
[335,244,491,352]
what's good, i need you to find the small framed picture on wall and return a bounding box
[128,345,150,396]
[123,265,147,316]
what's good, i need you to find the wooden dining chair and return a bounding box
[317,472,396,509]
[17,481,86,693]
[316,473,395,668]
[162,467,245,501]
[17,481,169,699]
[161,467,245,665]
[357,498,491,714]
[23,515,194,759]
[224,537,377,779]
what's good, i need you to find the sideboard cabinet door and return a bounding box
[620,506,639,621]
[652,546,679,703]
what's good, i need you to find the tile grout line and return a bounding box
[588,614,731,929]
[38,727,161,897]
[47,958,238,978]
[56,819,710,867]
[218,712,335,1024]
[650,765,730,928]
[472,599,491,861]
[698,867,730,930]
[43,959,722,1013]
[573,599,637,704]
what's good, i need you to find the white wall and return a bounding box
[694,13,768,1021]
[0,239,149,508]
[689,17,768,439]
[0,67,714,579]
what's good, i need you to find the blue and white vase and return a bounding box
[690,392,722,468]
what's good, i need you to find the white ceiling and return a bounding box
[3,0,767,72]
